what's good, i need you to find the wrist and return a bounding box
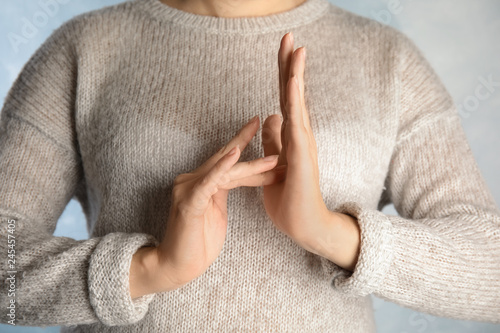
[129,246,157,299]
[129,246,180,299]
[309,209,361,272]
[327,211,361,272]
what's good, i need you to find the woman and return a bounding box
[0,0,499,332]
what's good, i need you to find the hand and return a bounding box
[261,32,334,253]
[153,116,287,291]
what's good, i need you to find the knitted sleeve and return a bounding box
[322,31,500,323]
[0,19,160,327]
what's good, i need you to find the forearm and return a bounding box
[129,246,180,299]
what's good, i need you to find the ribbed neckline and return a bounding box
[134,0,330,34]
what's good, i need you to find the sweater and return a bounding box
[1,0,500,331]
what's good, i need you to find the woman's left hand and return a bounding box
[261,32,340,257]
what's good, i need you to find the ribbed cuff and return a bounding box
[321,202,395,297]
[88,232,160,326]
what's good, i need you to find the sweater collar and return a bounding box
[134,0,330,34]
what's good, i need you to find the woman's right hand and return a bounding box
[153,115,286,291]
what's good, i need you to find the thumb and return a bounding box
[262,114,283,161]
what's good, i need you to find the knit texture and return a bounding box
[1,0,499,331]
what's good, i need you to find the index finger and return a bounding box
[192,115,260,175]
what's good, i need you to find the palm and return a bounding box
[164,186,230,285]
[262,124,302,236]
[204,190,230,263]
[263,129,319,237]
[263,174,286,230]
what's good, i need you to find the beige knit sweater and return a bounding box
[1,0,499,331]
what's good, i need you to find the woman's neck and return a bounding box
[158,0,308,18]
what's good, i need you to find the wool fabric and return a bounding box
[1,0,500,332]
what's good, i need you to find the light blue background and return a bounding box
[1,0,499,332]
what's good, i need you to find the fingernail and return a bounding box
[228,146,238,156]
[263,154,279,162]
[289,32,293,44]
[247,115,259,124]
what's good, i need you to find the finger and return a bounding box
[286,75,308,160]
[286,75,305,131]
[194,115,259,174]
[220,165,287,189]
[224,154,279,181]
[262,114,285,165]
[289,46,311,131]
[279,32,294,122]
[186,146,240,216]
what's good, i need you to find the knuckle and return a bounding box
[173,174,185,186]
[177,201,191,217]
[172,185,183,199]
[197,176,215,196]
[173,173,194,186]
